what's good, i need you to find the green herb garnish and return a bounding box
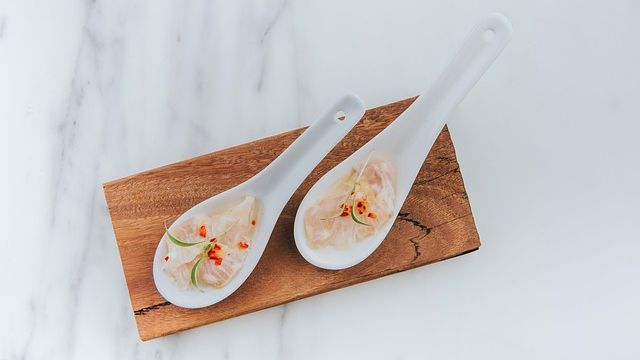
[321,153,373,226]
[168,219,238,290]
[190,256,204,290]
[164,221,205,247]
[350,196,371,226]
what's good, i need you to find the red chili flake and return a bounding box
[213,244,222,251]
[238,241,249,249]
[214,258,223,266]
[209,238,217,243]
[164,256,169,261]
[251,219,256,226]
[357,201,363,208]
[198,225,207,238]
[340,206,350,216]
[208,248,222,260]
[367,212,377,219]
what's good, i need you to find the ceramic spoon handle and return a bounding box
[393,13,512,160]
[253,94,365,207]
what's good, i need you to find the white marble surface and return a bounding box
[2,0,640,358]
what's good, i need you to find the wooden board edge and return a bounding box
[137,239,480,341]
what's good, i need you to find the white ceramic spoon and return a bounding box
[294,13,512,270]
[153,94,365,308]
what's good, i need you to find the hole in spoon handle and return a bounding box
[253,94,365,204]
[392,13,512,157]
[426,13,512,111]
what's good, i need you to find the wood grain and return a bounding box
[103,97,481,341]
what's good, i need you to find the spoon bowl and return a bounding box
[294,13,512,270]
[154,94,365,308]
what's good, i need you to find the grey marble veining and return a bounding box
[2,0,640,359]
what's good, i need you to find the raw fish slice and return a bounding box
[198,196,256,287]
[355,159,395,239]
[162,214,211,288]
[168,263,193,289]
[363,160,396,213]
[304,158,395,249]
[200,250,247,287]
[304,194,345,248]
[162,196,257,289]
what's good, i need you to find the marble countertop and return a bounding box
[2,0,639,359]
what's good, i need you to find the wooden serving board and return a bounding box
[103,97,480,341]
